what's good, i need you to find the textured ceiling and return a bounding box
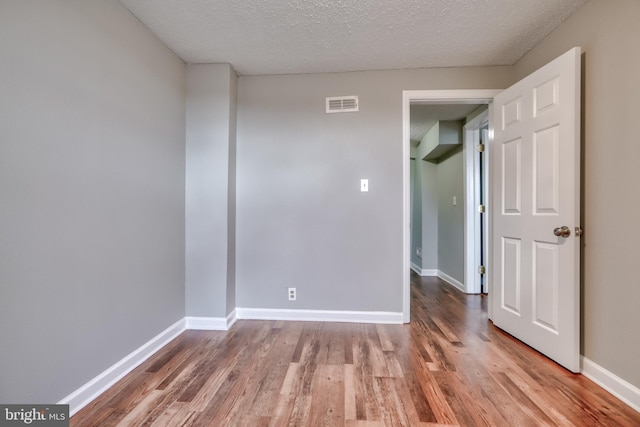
[120,0,587,75]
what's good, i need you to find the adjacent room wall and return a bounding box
[185,64,238,318]
[413,159,439,272]
[410,159,423,267]
[419,164,440,273]
[412,120,464,285]
[514,0,640,389]
[0,0,186,404]
[432,121,465,284]
[236,67,513,312]
[436,148,465,283]
[413,124,439,272]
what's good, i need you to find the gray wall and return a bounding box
[412,121,465,282]
[412,123,439,271]
[236,67,513,312]
[227,69,238,315]
[185,64,237,318]
[436,146,464,282]
[514,0,640,389]
[410,160,422,267]
[419,162,438,270]
[410,159,438,271]
[0,0,186,404]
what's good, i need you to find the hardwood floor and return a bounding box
[71,273,640,426]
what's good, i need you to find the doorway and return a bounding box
[403,48,582,372]
[402,90,500,323]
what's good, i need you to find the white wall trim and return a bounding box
[59,314,640,421]
[437,270,465,293]
[410,262,420,275]
[186,313,236,331]
[226,308,238,329]
[582,356,640,413]
[463,109,489,295]
[59,318,186,417]
[236,308,403,324]
[60,305,408,418]
[410,263,437,277]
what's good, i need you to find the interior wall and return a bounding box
[236,66,513,312]
[226,68,238,314]
[514,0,640,389]
[412,120,465,284]
[185,63,237,318]
[414,124,439,272]
[436,146,465,283]
[410,160,423,267]
[0,0,186,404]
[413,159,439,272]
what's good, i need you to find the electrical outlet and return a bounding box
[416,247,422,258]
[288,287,296,301]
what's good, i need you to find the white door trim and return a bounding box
[402,90,501,322]
[463,110,489,294]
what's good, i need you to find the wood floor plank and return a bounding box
[308,364,345,426]
[343,364,357,421]
[411,361,458,425]
[70,273,640,427]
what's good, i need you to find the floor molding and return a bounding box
[582,356,640,413]
[59,318,186,417]
[437,270,465,292]
[236,308,403,324]
[186,311,236,331]
[61,307,401,417]
[226,308,237,329]
[60,315,640,420]
[410,263,437,277]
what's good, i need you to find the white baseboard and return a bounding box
[59,318,186,417]
[437,270,465,292]
[410,263,437,277]
[236,308,403,324]
[186,310,237,331]
[226,308,237,329]
[61,306,402,417]
[581,356,640,413]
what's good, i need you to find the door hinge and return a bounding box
[477,143,485,152]
[478,265,486,275]
[478,204,486,213]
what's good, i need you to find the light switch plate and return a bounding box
[361,179,368,192]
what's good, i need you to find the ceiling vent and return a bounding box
[326,96,359,113]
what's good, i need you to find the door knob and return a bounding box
[553,226,571,238]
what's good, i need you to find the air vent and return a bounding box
[326,96,359,113]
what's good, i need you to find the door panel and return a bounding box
[502,237,521,315]
[491,47,581,372]
[533,126,560,214]
[502,138,522,214]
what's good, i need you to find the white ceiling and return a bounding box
[120,0,586,76]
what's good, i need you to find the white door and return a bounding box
[490,47,581,372]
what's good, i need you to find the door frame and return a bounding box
[402,90,501,323]
[464,110,489,295]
